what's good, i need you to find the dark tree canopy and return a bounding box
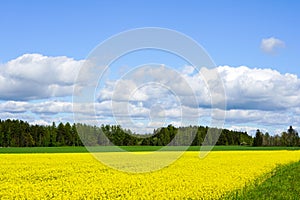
[0,119,298,147]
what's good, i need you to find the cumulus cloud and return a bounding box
[31,101,73,114]
[0,100,77,126]
[0,100,72,114]
[93,64,300,133]
[99,65,300,112]
[0,54,84,100]
[0,101,30,113]
[218,66,300,111]
[260,37,285,54]
[1,54,300,134]
[97,65,206,108]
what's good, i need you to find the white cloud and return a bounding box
[182,65,195,75]
[0,100,74,115]
[0,54,84,100]
[261,37,285,54]
[227,125,291,136]
[1,54,300,135]
[218,66,300,111]
[97,65,204,108]
[30,119,50,126]
[31,101,73,114]
[101,65,300,112]
[93,64,300,134]
[0,101,30,113]
[227,125,266,136]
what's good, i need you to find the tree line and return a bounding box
[0,119,82,147]
[0,119,299,147]
[253,126,299,147]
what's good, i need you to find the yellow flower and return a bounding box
[0,151,299,199]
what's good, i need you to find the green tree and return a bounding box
[253,129,263,146]
[56,122,65,146]
[263,132,270,146]
[287,126,299,146]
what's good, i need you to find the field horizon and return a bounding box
[1,145,300,154]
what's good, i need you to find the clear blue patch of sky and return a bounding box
[1,0,299,75]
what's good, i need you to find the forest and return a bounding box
[0,119,299,147]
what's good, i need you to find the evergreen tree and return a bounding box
[253,129,263,146]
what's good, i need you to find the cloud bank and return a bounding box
[0,54,299,134]
[0,54,84,100]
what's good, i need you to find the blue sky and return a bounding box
[1,0,300,73]
[0,1,300,135]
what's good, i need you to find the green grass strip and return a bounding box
[0,146,300,154]
[223,160,300,200]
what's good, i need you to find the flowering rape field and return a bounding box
[0,151,300,199]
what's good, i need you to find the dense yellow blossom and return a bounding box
[0,151,299,199]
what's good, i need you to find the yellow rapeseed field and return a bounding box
[0,151,300,199]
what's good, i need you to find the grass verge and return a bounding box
[0,146,299,154]
[223,160,300,199]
